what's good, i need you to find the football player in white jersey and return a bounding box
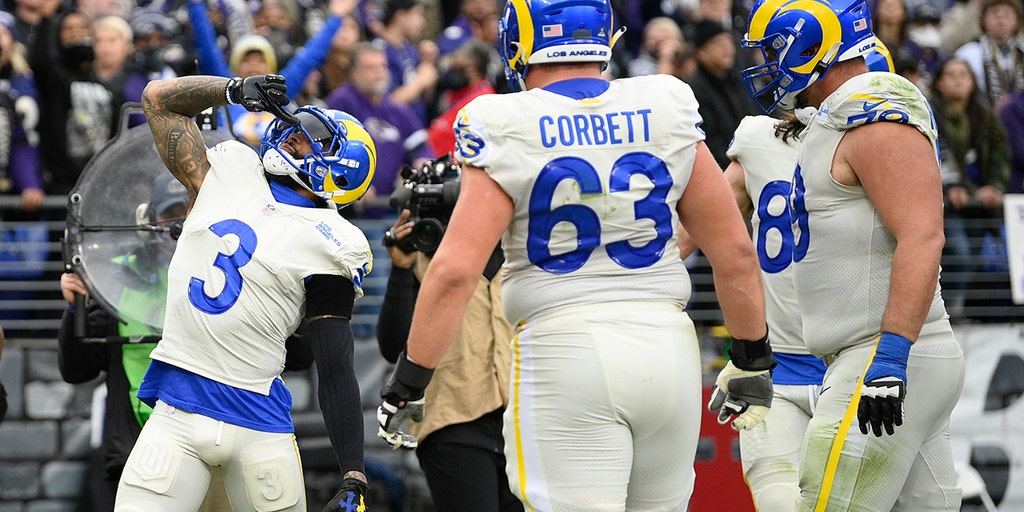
[115,74,377,512]
[374,0,775,509]
[717,109,826,512]
[688,46,895,512]
[742,0,966,509]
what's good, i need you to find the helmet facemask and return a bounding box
[742,0,876,113]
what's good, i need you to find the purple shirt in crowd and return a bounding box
[324,84,434,198]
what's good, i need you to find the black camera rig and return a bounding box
[386,153,461,255]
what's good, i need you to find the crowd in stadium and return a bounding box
[1,0,1021,321]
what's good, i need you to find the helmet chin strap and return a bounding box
[263,149,300,176]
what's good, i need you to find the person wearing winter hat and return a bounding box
[685,19,760,167]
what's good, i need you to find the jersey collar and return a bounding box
[542,77,610,100]
[269,180,317,208]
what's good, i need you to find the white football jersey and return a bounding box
[726,115,806,355]
[793,72,946,357]
[150,141,373,394]
[454,75,702,324]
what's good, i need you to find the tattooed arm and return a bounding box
[141,76,231,206]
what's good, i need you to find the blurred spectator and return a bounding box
[953,0,1024,110]
[902,5,948,87]
[11,0,62,68]
[373,0,440,124]
[1000,89,1024,193]
[187,0,355,146]
[873,0,909,51]
[128,9,187,80]
[0,9,45,319]
[31,11,119,195]
[91,15,151,122]
[693,0,734,29]
[436,0,499,56]
[670,43,699,81]
[628,16,687,77]
[904,0,955,19]
[318,12,366,98]
[427,39,494,155]
[325,42,433,211]
[684,19,759,167]
[253,0,300,67]
[930,57,1012,317]
[940,0,984,54]
[894,45,928,89]
[0,10,43,211]
[76,0,120,21]
[642,0,698,33]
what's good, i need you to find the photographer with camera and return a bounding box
[376,155,523,512]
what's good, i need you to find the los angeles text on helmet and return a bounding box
[539,109,652,148]
[543,49,609,58]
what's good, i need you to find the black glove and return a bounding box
[377,352,434,450]
[322,477,368,512]
[858,332,911,437]
[225,74,298,125]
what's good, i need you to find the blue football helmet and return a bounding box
[498,0,626,92]
[260,106,377,209]
[741,0,877,112]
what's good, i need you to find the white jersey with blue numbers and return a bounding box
[792,72,946,358]
[149,140,372,395]
[726,115,807,355]
[453,74,702,324]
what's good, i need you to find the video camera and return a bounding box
[387,153,461,255]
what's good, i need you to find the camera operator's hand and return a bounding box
[384,209,417,267]
[60,273,89,305]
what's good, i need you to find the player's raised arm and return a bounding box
[142,74,295,203]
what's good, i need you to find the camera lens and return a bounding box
[411,219,446,254]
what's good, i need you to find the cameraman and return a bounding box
[377,205,522,512]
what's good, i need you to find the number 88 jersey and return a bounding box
[453,74,705,324]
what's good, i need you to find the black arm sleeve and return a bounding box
[304,274,363,475]
[304,274,355,318]
[375,265,419,364]
[306,316,365,476]
[56,303,114,384]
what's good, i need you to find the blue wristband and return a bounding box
[865,332,912,382]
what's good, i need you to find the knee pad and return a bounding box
[120,439,184,495]
[238,437,304,512]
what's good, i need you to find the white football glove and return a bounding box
[708,361,773,431]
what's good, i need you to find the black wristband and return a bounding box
[728,332,776,371]
[394,352,434,390]
[382,352,435,403]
